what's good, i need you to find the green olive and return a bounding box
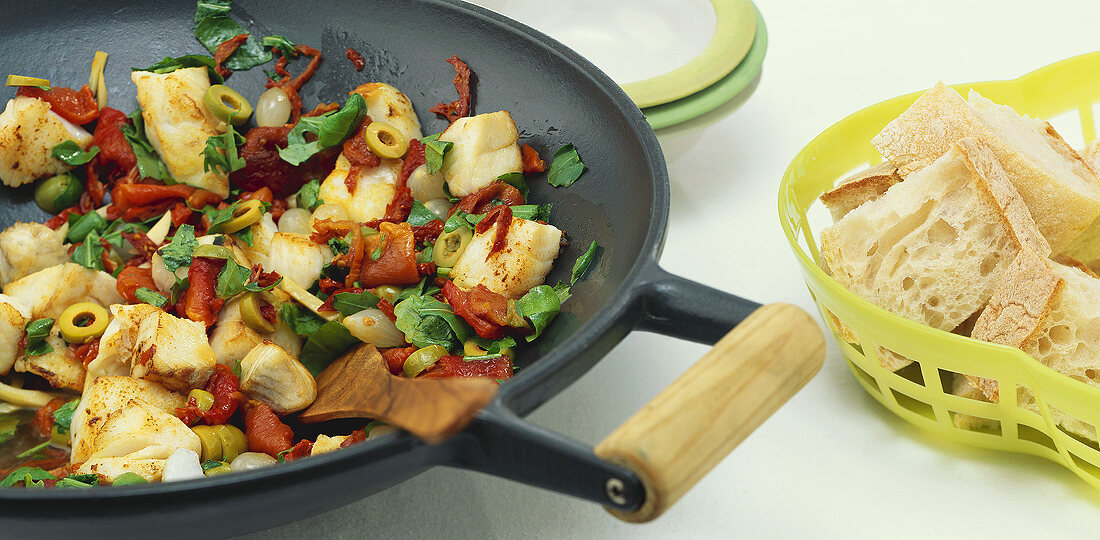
[192,244,234,260]
[240,292,276,334]
[204,84,253,126]
[374,285,402,303]
[433,227,473,267]
[403,345,448,378]
[363,121,408,159]
[35,172,83,214]
[59,302,110,344]
[203,462,233,477]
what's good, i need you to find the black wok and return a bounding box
[0,1,823,537]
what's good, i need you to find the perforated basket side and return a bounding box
[778,51,1100,489]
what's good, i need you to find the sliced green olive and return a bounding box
[214,424,248,463]
[203,462,233,477]
[433,227,473,267]
[363,121,408,159]
[221,199,264,234]
[192,244,234,260]
[374,285,402,304]
[192,425,222,462]
[403,345,448,378]
[59,302,109,344]
[188,389,215,412]
[35,172,83,214]
[463,340,486,356]
[203,84,253,126]
[240,292,276,334]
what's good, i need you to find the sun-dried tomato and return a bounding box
[442,281,509,339]
[282,440,314,461]
[244,402,294,456]
[33,399,66,438]
[178,364,243,426]
[380,346,416,375]
[18,85,99,124]
[475,205,512,259]
[359,222,420,288]
[429,55,472,123]
[521,144,545,174]
[71,339,100,368]
[420,355,512,380]
[451,181,525,216]
[346,48,366,71]
[398,139,426,188]
[214,33,250,79]
[412,219,444,244]
[116,266,158,304]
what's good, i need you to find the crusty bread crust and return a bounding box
[820,163,903,221]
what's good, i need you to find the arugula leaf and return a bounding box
[111,472,148,486]
[50,141,100,166]
[52,399,79,435]
[55,474,98,488]
[0,467,55,487]
[203,123,246,176]
[66,211,109,244]
[135,287,169,307]
[331,290,380,317]
[393,294,469,350]
[71,231,106,272]
[234,226,254,247]
[571,241,599,285]
[279,93,367,166]
[299,321,359,375]
[497,172,529,200]
[158,224,198,273]
[200,460,223,472]
[216,259,252,298]
[17,441,50,459]
[443,211,475,233]
[262,35,297,58]
[515,285,564,341]
[547,143,586,188]
[231,358,243,378]
[137,54,224,84]
[295,179,324,212]
[369,239,384,261]
[470,335,517,354]
[170,275,190,305]
[201,202,241,235]
[24,318,54,356]
[406,200,439,227]
[192,0,271,71]
[507,204,552,222]
[279,303,327,336]
[421,133,453,175]
[121,109,173,182]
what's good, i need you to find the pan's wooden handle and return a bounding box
[594,303,825,522]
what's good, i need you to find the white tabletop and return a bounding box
[246,1,1100,537]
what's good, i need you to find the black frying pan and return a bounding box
[0,1,823,537]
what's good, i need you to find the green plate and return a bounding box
[642,5,767,130]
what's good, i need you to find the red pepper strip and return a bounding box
[521,144,545,174]
[33,398,66,438]
[83,164,107,207]
[178,364,243,426]
[381,346,416,375]
[17,85,99,125]
[429,55,472,123]
[412,219,444,244]
[245,402,294,456]
[112,183,195,214]
[475,205,513,259]
[359,222,420,288]
[450,181,525,216]
[282,440,314,461]
[420,355,512,380]
[214,33,250,79]
[90,107,137,178]
[121,231,159,266]
[398,139,426,189]
[170,203,194,227]
[442,281,508,339]
[116,266,159,304]
[71,339,100,368]
[182,257,227,327]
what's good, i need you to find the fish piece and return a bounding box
[0,96,92,187]
[130,309,217,392]
[264,232,332,290]
[311,434,348,455]
[3,262,123,319]
[209,288,302,366]
[318,155,400,223]
[15,333,84,391]
[0,294,30,374]
[238,342,315,414]
[71,375,187,463]
[439,111,523,197]
[0,222,68,286]
[85,399,200,461]
[451,217,563,299]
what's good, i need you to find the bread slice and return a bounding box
[970,248,1100,441]
[872,82,1100,251]
[819,163,903,221]
[821,138,1050,344]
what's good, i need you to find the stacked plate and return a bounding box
[623,0,767,129]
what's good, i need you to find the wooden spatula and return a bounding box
[298,344,497,444]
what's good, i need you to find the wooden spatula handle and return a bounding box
[594,303,825,522]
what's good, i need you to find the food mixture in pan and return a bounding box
[0,1,598,488]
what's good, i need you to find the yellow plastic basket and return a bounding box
[778,51,1100,488]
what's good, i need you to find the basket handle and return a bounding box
[594,303,824,522]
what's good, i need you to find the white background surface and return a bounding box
[246,1,1100,538]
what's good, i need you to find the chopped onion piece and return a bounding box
[229,451,277,472]
[344,308,406,348]
[163,448,204,482]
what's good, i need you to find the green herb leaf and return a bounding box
[111,472,148,486]
[50,141,100,166]
[137,54,224,84]
[497,172,529,200]
[262,35,297,58]
[295,179,324,212]
[0,467,55,487]
[158,224,198,273]
[370,243,383,261]
[571,241,598,285]
[66,211,109,244]
[234,226,254,247]
[203,123,246,176]
[135,287,169,307]
[279,303,327,336]
[279,93,367,166]
[507,204,552,222]
[231,358,242,378]
[16,441,50,459]
[71,231,105,272]
[216,258,252,298]
[52,399,79,435]
[170,275,190,305]
[443,211,475,233]
[406,200,439,227]
[120,108,173,182]
[547,143,585,188]
[421,133,453,175]
[200,460,223,472]
[331,290,380,317]
[201,201,240,235]
[470,335,517,354]
[515,285,564,341]
[193,0,271,71]
[55,474,98,488]
[299,321,359,375]
[24,318,55,356]
[393,294,469,350]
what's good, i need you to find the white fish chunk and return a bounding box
[132,67,228,196]
[0,222,68,286]
[3,262,123,319]
[239,342,315,414]
[311,434,348,455]
[356,83,423,143]
[439,111,523,197]
[85,399,200,461]
[265,232,332,289]
[451,217,563,299]
[76,456,166,483]
[85,303,161,386]
[209,288,302,366]
[0,294,30,374]
[131,309,217,392]
[318,155,400,223]
[15,333,84,391]
[71,375,187,463]
[0,96,93,187]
